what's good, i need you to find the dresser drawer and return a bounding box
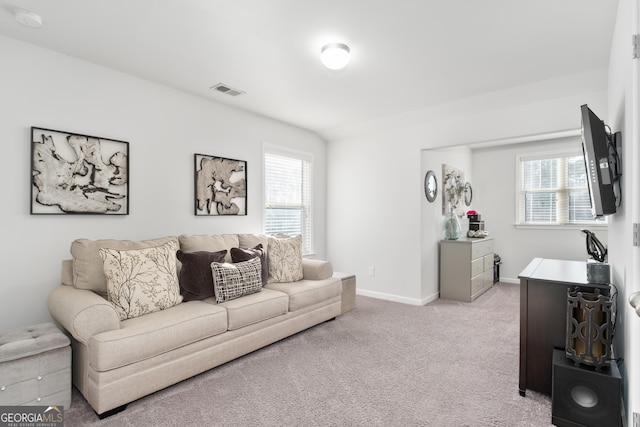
[471,239,494,259]
[483,254,494,272]
[471,257,484,277]
[483,270,494,286]
[472,274,484,295]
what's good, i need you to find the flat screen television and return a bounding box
[580,104,621,217]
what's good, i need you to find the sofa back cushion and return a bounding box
[178,234,239,263]
[237,234,270,252]
[100,240,183,320]
[71,236,178,296]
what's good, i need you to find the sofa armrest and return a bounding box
[48,285,120,346]
[302,258,333,280]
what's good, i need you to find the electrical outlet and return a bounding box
[368,267,375,277]
[633,412,639,427]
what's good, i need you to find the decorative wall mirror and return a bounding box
[424,170,437,202]
[464,182,473,206]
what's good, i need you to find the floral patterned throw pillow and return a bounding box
[267,235,303,283]
[99,240,183,320]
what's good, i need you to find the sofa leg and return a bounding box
[97,404,127,419]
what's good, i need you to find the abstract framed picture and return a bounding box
[31,127,129,215]
[194,154,247,216]
[442,163,465,216]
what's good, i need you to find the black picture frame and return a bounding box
[194,154,247,216]
[31,127,129,215]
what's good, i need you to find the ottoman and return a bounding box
[333,272,356,313]
[0,322,71,408]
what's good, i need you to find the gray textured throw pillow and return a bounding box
[211,257,263,303]
[230,244,268,284]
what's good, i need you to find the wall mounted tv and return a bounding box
[580,104,622,217]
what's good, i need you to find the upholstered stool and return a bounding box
[0,322,71,408]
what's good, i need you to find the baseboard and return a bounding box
[500,277,519,284]
[356,289,438,306]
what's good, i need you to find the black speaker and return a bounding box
[552,349,621,427]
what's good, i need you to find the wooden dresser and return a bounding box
[518,258,610,396]
[440,237,494,302]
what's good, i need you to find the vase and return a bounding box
[444,206,462,240]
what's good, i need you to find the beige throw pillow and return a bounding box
[99,240,183,320]
[71,236,178,296]
[267,235,303,283]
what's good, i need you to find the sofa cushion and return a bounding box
[71,236,178,296]
[89,300,228,372]
[238,234,270,253]
[230,244,268,284]
[211,257,263,303]
[265,277,342,311]
[100,240,183,320]
[217,289,288,330]
[176,249,228,301]
[267,235,303,283]
[178,234,239,263]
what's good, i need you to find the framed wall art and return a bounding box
[442,164,465,216]
[194,154,247,216]
[31,127,129,215]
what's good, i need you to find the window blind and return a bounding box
[264,150,312,254]
[519,155,604,225]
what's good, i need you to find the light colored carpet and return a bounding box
[64,282,552,426]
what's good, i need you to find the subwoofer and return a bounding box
[552,350,621,427]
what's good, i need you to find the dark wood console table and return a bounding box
[518,258,610,396]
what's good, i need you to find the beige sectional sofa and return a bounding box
[47,233,345,417]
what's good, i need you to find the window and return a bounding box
[518,154,605,226]
[264,147,312,254]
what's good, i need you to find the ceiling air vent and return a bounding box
[210,83,245,97]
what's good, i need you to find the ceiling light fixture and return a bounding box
[320,43,350,70]
[14,8,43,28]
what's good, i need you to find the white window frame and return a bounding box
[263,144,313,255]
[515,150,607,229]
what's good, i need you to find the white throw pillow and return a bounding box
[100,240,183,320]
[267,235,303,283]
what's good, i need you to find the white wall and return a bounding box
[471,136,608,282]
[327,70,609,304]
[0,35,328,333]
[606,0,640,423]
[420,147,472,304]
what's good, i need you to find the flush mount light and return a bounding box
[320,43,350,70]
[14,8,43,28]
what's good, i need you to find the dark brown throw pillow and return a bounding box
[176,249,227,301]
[230,244,268,285]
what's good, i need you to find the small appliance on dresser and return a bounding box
[465,211,488,238]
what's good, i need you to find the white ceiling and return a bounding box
[0,1,619,136]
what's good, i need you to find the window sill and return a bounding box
[514,223,608,231]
